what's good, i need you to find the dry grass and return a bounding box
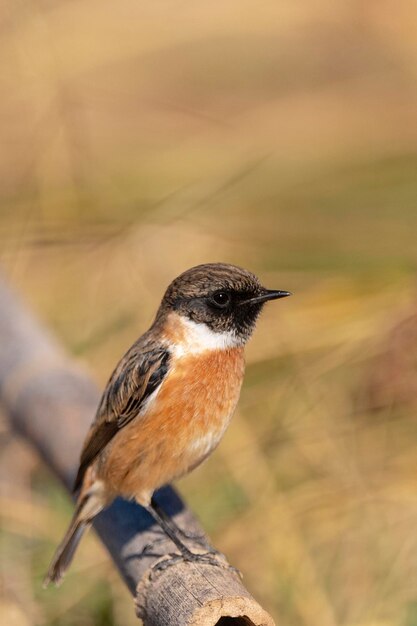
[1,1,417,625]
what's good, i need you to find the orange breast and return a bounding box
[100,347,245,504]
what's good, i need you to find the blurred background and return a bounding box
[1,1,417,624]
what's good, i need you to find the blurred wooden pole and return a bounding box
[0,273,275,626]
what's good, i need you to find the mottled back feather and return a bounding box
[73,335,170,492]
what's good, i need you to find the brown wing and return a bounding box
[73,342,170,492]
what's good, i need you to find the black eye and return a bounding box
[210,291,231,308]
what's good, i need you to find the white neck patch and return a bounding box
[171,316,243,356]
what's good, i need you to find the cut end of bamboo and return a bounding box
[136,557,275,626]
[190,596,275,626]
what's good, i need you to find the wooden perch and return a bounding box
[0,274,275,626]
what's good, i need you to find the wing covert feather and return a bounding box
[73,342,170,492]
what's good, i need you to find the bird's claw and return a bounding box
[150,548,241,578]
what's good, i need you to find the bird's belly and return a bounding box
[169,407,233,477]
[100,347,245,502]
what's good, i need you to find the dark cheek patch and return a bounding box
[233,303,263,335]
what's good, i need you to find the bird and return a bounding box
[44,262,291,585]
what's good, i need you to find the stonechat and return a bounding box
[44,262,291,585]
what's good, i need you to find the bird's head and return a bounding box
[158,263,291,347]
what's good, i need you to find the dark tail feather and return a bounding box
[43,491,104,587]
[43,514,90,587]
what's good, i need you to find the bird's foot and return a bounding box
[150,548,241,577]
[182,547,222,567]
[141,531,208,558]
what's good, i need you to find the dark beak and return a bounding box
[239,290,292,306]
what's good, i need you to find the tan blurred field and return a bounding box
[1,1,417,625]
